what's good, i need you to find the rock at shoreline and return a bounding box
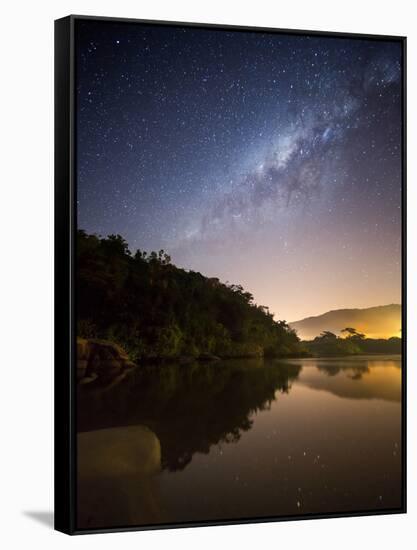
[78,425,161,478]
[77,337,136,384]
[77,425,161,528]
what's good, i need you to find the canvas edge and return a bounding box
[54,14,76,535]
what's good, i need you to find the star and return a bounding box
[75,19,402,321]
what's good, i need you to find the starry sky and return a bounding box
[75,20,402,322]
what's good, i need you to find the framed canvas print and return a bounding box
[54,15,406,535]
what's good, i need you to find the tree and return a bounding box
[318,331,337,340]
[341,327,365,339]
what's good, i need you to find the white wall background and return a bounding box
[0,0,415,548]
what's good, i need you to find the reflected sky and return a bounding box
[284,357,401,402]
[77,355,402,528]
[157,357,401,523]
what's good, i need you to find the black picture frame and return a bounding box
[55,14,407,535]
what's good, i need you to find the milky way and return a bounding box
[76,20,403,321]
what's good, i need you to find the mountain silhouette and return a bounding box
[290,304,401,340]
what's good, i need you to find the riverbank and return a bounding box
[76,337,312,385]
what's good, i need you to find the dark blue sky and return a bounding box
[76,20,402,321]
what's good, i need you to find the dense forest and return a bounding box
[76,230,304,361]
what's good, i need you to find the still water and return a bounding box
[77,355,402,529]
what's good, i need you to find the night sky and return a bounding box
[76,20,402,322]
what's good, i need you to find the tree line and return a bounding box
[76,230,303,361]
[305,327,401,356]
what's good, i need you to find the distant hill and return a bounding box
[290,304,401,341]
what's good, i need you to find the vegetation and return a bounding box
[76,230,305,361]
[304,327,401,356]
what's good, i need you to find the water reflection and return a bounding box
[77,356,402,529]
[285,357,401,402]
[78,359,302,471]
